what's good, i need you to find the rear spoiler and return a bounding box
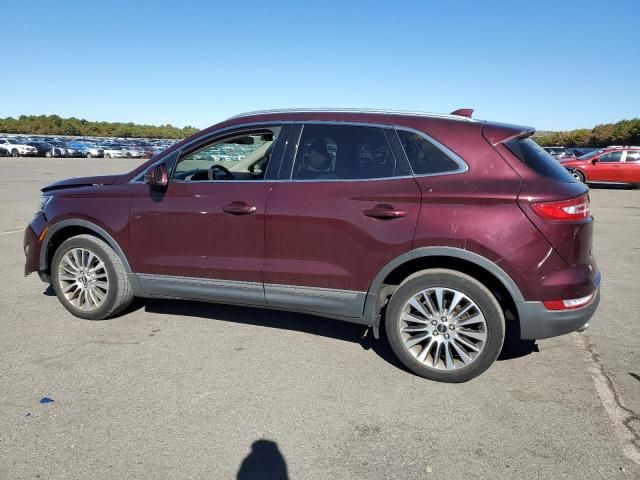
[482,121,535,146]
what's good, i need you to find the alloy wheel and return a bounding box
[399,287,487,370]
[57,247,109,311]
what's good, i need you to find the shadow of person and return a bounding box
[237,439,288,480]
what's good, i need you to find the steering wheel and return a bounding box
[208,164,235,181]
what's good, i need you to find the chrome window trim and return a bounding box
[130,120,470,184]
[393,125,469,178]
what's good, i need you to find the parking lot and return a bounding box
[0,157,639,479]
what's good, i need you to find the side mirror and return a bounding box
[144,163,168,189]
[591,159,598,165]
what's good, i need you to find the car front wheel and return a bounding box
[51,234,134,320]
[385,269,505,383]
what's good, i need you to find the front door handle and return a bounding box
[223,201,257,216]
[363,204,407,220]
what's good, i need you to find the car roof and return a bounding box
[228,108,478,123]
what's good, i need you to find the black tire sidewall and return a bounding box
[51,236,121,320]
[385,270,505,383]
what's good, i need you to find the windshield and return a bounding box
[578,150,603,160]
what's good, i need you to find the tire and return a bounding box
[105,153,111,158]
[51,234,134,320]
[385,269,505,383]
[45,150,52,158]
[87,153,93,158]
[11,149,19,157]
[572,169,586,183]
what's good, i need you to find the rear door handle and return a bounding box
[363,204,407,220]
[223,201,257,216]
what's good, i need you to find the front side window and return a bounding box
[397,129,461,175]
[292,124,397,180]
[598,151,623,163]
[173,128,280,181]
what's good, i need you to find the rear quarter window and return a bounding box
[397,129,464,175]
[505,138,576,182]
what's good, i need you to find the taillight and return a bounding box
[543,292,595,310]
[531,194,590,221]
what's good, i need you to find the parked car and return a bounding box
[68,142,104,158]
[102,146,125,158]
[23,108,600,382]
[0,138,38,156]
[120,146,145,158]
[561,147,640,187]
[542,146,575,161]
[25,141,64,157]
[0,145,10,156]
[46,141,68,157]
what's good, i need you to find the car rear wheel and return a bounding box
[105,153,111,158]
[11,149,19,157]
[51,234,134,320]
[385,269,505,383]
[45,150,52,158]
[87,152,93,158]
[572,169,586,183]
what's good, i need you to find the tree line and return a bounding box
[534,118,640,147]
[1,114,638,146]
[0,115,199,139]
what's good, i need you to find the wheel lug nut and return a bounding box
[441,317,447,322]
[432,330,438,336]
[449,325,455,330]
[431,320,437,326]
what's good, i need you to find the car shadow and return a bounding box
[139,298,538,372]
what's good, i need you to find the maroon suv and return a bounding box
[24,109,601,382]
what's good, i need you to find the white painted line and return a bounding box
[574,333,640,464]
[0,229,23,236]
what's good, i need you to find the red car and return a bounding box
[561,147,640,187]
[24,108,601,382]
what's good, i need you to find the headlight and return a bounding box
[36,195,53,216]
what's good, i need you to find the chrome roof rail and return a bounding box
[227,108,477,122]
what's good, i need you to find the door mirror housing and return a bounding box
[591,159,598,165]
[145,163,168,189]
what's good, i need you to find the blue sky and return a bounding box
[3,0,638,131]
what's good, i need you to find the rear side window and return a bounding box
[504,137,576,182]
[292,124,398,180]
[396,130,462,175]
[625,150,640,162]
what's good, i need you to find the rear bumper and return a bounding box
[517,273,601,339]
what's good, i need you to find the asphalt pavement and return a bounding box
[0,157,638,479]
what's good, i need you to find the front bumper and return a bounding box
[517,272,601,339]
[24,214,49,279]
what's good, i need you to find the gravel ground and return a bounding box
[0,158,638,479]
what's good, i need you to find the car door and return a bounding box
[262,123,421,318]
[621,150,640,183]
[589,151,624,181]
[129,124,290,305]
